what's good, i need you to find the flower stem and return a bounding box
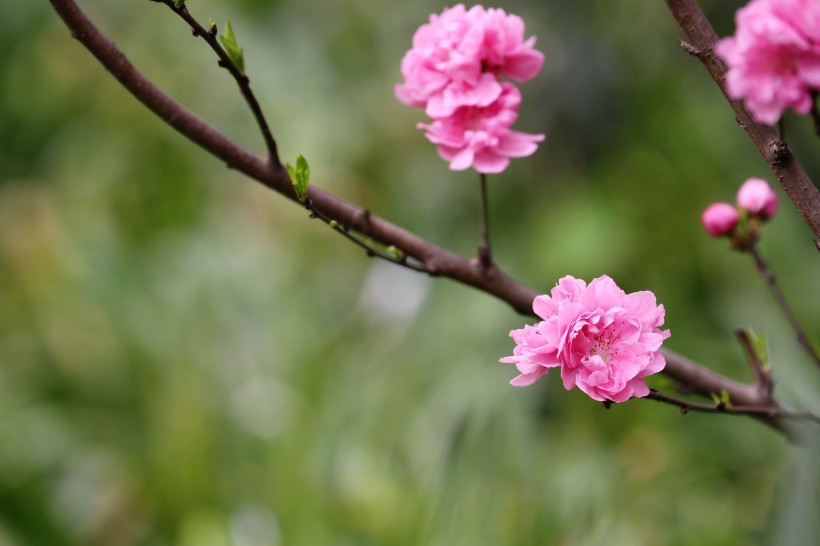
[748,244,820,370]
[477,173,492,269]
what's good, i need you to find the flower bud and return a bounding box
[701,202,739,237]
[736,177,778,219]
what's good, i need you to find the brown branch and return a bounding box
[665,0,820,249]
[149,0,282,171]
[47,0,805,434]
[748,245,820,370]
[644,390,820,436]
[735,328,772,397]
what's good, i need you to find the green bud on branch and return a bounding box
[285,154,310,203]
[219,21,245,74]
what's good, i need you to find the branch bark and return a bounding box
[48,0,812,434]
[665,0,820,249]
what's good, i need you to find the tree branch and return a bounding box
[148,0,282,172]
[665,0,820,249]
[47,0,812,434]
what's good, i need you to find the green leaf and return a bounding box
[286,154,310,203]
[385,245,405,261]
[720,390,731,406]
[219,21,245,74]
[174,0,185,8]
[710,392,721,405]
[747,328,771,368]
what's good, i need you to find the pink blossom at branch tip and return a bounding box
[419,83,544,173]
[701,202,740,237]
[715,0,820,125]
[736,177,778,219]
[500,275,670,403]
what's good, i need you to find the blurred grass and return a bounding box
[1,0,819,545]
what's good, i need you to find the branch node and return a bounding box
[770,140,791,167]
[678,40,703,57]
[352,209,372,233]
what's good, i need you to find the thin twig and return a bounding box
[151,0,282,172]
[645,390,820,428]
[477,173,492,270]
[735,328,772,397]
[748,244,820,370]
[304,199,430,274]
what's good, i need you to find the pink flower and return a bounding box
[418,84,544,173]
[715,0,820,124]
[395,4,544,117]
[500,275,670,403]
[701,202,740,237]
[736,177,778,219]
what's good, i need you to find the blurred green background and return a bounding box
[2,1,819,544]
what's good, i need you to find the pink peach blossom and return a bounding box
[395,4,544,117]
[501,275,670,403]
[701,202,740,237]
[418,84,544,173]
[736,177,779,219]
[716,0,820,124]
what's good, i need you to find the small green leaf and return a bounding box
[174,0,185,8]
[386,245,405,260]
[720,390,731,406]
[219,21,245,74]
[747,329,771,368]
[328,220,338,229]
[208,19,217,36]
[286,154,310,203]
[710,392,721,405]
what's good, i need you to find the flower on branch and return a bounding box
[396,4,544,173]
[716,0,820,125]
[736,177,779,219]
[501,276,670,403]
[701,202,740,237]
[418,83,544,173]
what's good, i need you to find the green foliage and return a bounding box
[219,21,245,74]
[285,154,310,202]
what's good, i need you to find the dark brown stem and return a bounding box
[645,390,820,434]
[748,244,820,370]
[151,0,282,171]
[477,173,492,270]
[665,0,820,249]
[47,0,809,435]
[735,328,772,397]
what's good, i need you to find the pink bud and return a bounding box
[701,202,740,237]
[736,178,778,219]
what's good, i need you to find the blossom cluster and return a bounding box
[716,0,820,125]
[701,177,779,238]
[396,4,545,173]
[501,275,670,403]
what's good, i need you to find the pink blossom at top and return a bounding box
[418,83,544,173]
[395,4,544,117]
[701,202,741,237]
[715,0,820,124]
[500,275,670,403]
[736,177,779,219]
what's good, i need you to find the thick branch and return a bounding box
[665,0,820,247]
[48,0,805,432]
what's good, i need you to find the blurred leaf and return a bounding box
[219,21,245,74]
[286,154,310,203]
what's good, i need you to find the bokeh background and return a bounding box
[2,0,820,544]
